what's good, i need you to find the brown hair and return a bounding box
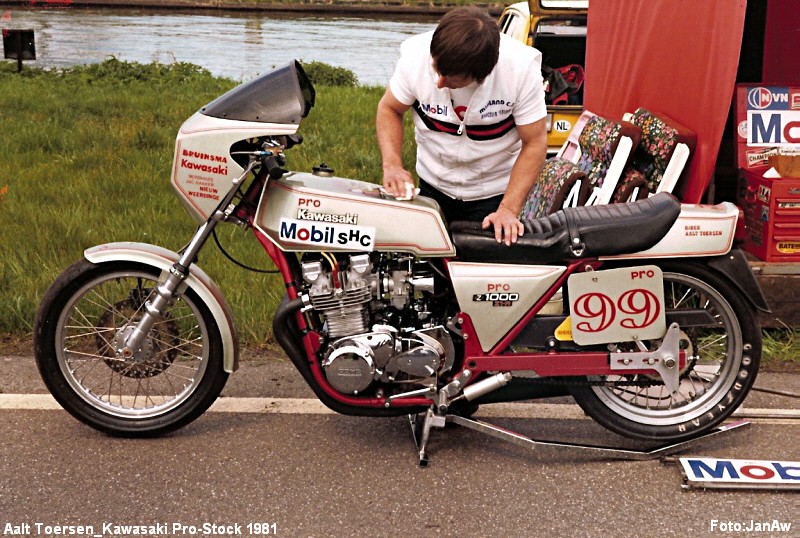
[430,7,500,83]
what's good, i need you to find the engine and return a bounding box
[300,253,455,396]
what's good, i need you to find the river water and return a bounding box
[1,7,438,85]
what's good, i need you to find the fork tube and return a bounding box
[120,161,257,356]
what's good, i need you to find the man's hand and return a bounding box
[482,205,524,246]
[382,165,415,198]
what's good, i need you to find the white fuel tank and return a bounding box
[255,172,456,257]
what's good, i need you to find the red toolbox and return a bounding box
[742,170,800,261]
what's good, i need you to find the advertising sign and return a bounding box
[736,85,800,170]
[679,457,800,490]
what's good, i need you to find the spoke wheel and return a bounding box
[35,259,228,436]
[570,263,760,442]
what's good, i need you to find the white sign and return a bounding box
[747,110,800,146]
[680,457,800,490]
[278,218,375,251]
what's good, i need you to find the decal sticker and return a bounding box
[297,209,359,224]
[554,119,572,132]
[757,185,771,203]
[180,149,228,175]
[472,292,520,307]
[747,110,800,146]
[777,241,800,254]
[554,317,572,341]
[737,120,748,140]
[683,225,724,238]
[746,147,778,167]
[279,218,375,251]
[747,87,789,110]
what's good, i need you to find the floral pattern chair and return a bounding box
[520,158,589,219]
[526,110,641,212]
[613,108,696,202]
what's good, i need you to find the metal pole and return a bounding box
[15,31,21,73]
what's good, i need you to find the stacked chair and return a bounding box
[520,108,695,219]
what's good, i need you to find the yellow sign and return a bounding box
[555,316,573,341]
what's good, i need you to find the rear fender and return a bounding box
[706,249,771,313]
[84,242,240,372]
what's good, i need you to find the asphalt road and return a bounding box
[0,353,797,538]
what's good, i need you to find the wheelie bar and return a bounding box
[409,411,751,466]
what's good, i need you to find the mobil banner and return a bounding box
[679,457,800,490]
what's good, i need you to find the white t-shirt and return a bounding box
[390,32,547,201]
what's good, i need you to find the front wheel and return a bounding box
[569,262,761,442]
[34,259,229,436]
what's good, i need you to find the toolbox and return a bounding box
[742,170,800,262]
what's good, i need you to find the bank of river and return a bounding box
[0,0,505,16]
[2,4,449,83]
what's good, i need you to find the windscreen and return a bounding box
[200,60,315,124]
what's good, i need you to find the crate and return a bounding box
[742,170,800,262]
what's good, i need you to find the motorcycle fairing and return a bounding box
[171,112,299,223]
[255,172,456,256]
[448,262,566,351]
[200,60,315,125]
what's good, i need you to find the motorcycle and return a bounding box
[34,61,769,462]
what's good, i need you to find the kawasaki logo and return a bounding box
[297,209,358,224]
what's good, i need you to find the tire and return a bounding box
[34,259,229,436]
[569,262,761,442]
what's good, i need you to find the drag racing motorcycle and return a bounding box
[35,62,769,462]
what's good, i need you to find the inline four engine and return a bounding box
[300,253,455,396]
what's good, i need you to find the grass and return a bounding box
[0,59,797,372]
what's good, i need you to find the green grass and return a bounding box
[0,59,413,345]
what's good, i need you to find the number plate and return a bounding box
[567,266,666,346]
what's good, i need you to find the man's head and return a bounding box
[430,7,500,88]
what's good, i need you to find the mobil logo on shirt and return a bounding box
[419,102,449,116]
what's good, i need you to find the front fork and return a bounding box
[118,157,263,358]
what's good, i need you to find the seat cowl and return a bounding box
[451,193,681,264]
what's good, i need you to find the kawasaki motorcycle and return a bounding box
[34,62,768,462]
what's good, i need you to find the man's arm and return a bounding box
[376,88,414,198]
[481,118,547,245]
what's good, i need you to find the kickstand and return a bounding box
[409,408,446,467]
[444,415,752,462]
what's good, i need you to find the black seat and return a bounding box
[451,193,681,264]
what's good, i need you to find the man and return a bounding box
[376,7,548,245]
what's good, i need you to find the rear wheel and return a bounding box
[569,262,760,442]
[34,259,228,436]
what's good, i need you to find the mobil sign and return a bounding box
[680,457,800,490]
[746,86,800,146]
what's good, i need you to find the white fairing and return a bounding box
[171,112,299,223]
[606,202,739,260]
[255,172,456,257]
[449,262,566,351]
[84,242,240,373]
